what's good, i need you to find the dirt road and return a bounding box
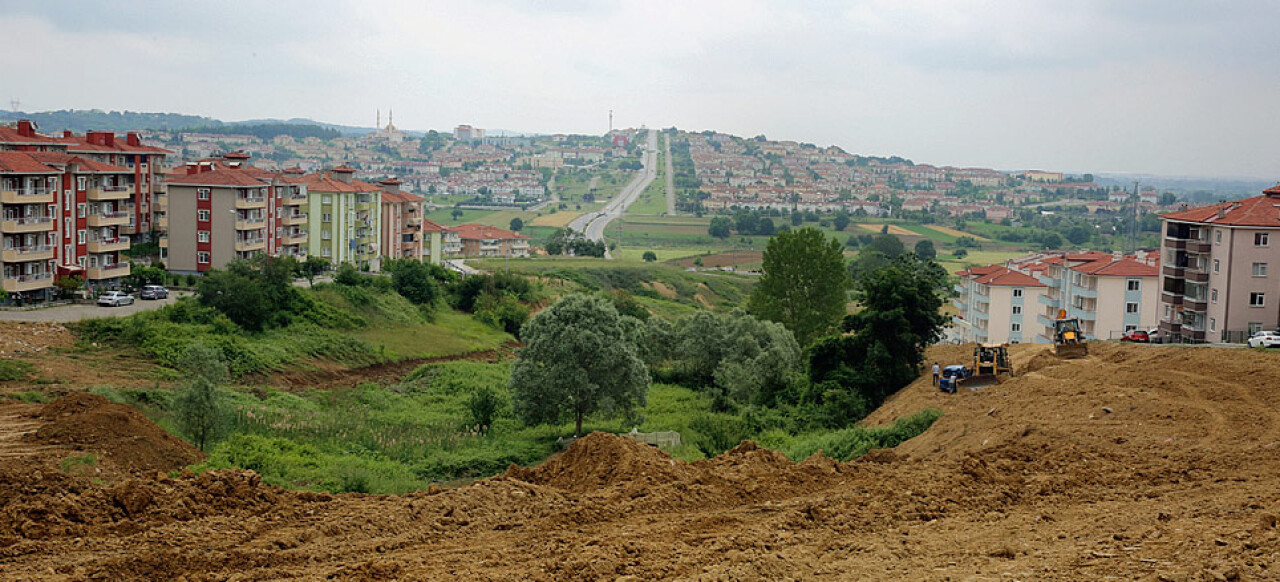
[1,342,1278,580]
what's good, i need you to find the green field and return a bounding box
[626,151,669,215]
[351,310,513,360]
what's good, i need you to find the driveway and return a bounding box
[0,292,190,323]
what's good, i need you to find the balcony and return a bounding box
[1037,314,1057,327]
[87,263,130,280]
[1185,269,1209,284]
[1166,238,1187,250]
[235,238,266,252]
[1183,297,1208,312]
[1038,293,1060,307]
[282,231,308,245]
[1187,241,1212,255]
[406,215,422,226]
[1163,265,1184,279]
[1,186,54,205]
[1,272,54,293]
[87,238,130,253]
[87,212,130,227]
[235,218,266,231]
[1161,291,1183,306]
[282,212,308,226]
[235,196,267,209]
[282,195,308,207]
[87,186,132,201]
[951,298,965,310]
[1,245,54,263]
[1037,275,1061,288]
[156,215,168,229]
[1072,286,1098,299]
[0,216,54,233]
[159,236,168,248]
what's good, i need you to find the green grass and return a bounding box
[937,249,1029,273]
[5,390,50,404]
[352,310,512,359]
[0,360,35,381]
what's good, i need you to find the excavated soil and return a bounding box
[2,342,1280,580]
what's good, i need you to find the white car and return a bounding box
[97,291,135,307]
[1247,331,1280,349]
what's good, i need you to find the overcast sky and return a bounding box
[3,0,1278,179]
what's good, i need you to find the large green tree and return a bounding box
[748,227,850,346]
[510,294,649,436]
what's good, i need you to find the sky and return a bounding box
[2,0,1278,179]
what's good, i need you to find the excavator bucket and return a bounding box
[1053,342,1088,359]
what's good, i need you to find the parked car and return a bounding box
[1247,331,1280,349]
[139,285,169,300]
[1120,330,1150,343]
[97,291,135,307]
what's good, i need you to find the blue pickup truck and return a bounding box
[938,365,971,394]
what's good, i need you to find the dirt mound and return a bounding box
[0,469,304,543]
[0,321,74,357]
[28,393,203,472]
[505,432,697,493]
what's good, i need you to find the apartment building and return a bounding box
[1030,251,1161,341]
[448,224,530,258]
[298,166,382,271]
[420,219,453,265]
[951,265,1047,344]
[161,159,308,272]
[54,130,169,239]
[1,150,135,298]
[1157,185,1280,343]
[377,179,425,261]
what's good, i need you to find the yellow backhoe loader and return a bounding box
[966,343,1014,388]
[1052,309,1089,358]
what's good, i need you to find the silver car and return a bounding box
[97,291,135,307]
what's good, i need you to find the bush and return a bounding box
[779,409,941,461]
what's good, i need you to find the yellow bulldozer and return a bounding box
[967,343,1014,388]
[1052,309,1089,358]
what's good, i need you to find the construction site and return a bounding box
[1,337,1278,580]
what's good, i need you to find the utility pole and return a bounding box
[9,97,19,112]
[609,110,613,133]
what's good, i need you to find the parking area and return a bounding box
[0,292,190,323]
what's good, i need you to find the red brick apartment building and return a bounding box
[1,120,169,300]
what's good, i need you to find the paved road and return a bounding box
[0,292,190,323]
[569,130,659,258]
[664,133,676,215]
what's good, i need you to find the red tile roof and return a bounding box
[1160,188,1280,228]
[295,172,381,193]
[0,152,59,173]
[1073,257,1160,277]
[449,223,530,240]
[163,167,271,187]
[420,218,448,233]
[0,126,64,146]
[959,264,1045,287]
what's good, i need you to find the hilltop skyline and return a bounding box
[2,0,1279,179]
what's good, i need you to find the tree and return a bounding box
[914,239,937,260]
[389,259,442,306]
[53,274,85,299]
[467,386,502,433]
[708,216,732,239]
[198,263,272,332]
[869,233,905,258]
[509,217,524,232]
[172,344,232,452]
[748,228,850,347]
[642,250,658,262]
[451,208,464,221]
[510,294,650,436]
[952,248,968,259]
[296,255,331,286]
[833,211,851,232]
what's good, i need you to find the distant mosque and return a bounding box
[367,108,408,144]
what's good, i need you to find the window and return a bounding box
[1125,325,1137,332]
[1215,230,1222,244]
[76,230,85,245]
[77,203,86,218]
[198,231,210,243]
[64,244,72,259]
[1210,318,1216,332]
[1126,302,1139,314]
[322,230,331,240]
[1013,288,1023,298]
[64,218,72,238]
[1213,259,1220,274]
[197,210,210,222]
[1211,288,1218,303]
[1011,323,1021,332]
[197,188,210,200]
[1250,292,1265,307]
[323,195,332,204]
[1012,305,1022,315]
[1253,262,1268,277]
[1249,322,1263,335]
[197,252,210,264]
[322,213,332,222]
[1127,280,1140,291]
[1256,232,1270,247]
[76,177,86,190]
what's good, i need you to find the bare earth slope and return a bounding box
[2,343,1279,580]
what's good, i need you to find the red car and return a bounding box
[1120,330,1150,343]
